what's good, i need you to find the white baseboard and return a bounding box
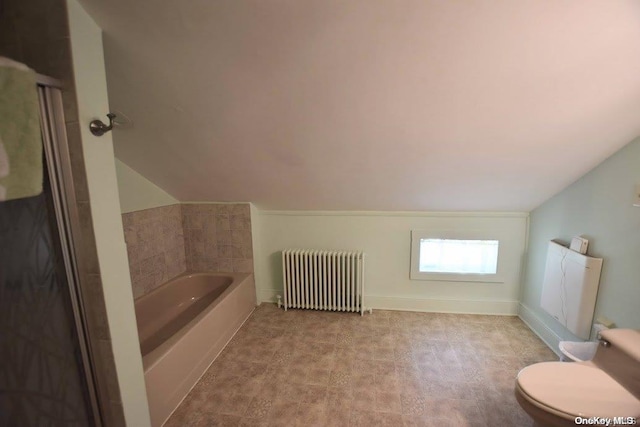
[518,303,562,356]
[257,288,280,303]
[366,295,519,315]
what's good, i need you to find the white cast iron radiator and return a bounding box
[281,249,367,315]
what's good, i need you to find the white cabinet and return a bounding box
[540,241,603,339]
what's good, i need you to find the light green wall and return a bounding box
[67,1,151,425]
[255,211,528,314]
[115,158,178,213]
[520,137,640,351]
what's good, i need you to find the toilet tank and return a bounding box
[592,329,640,400]
[540,241,603,339]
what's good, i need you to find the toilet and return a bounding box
[515,329,640,427]
[558,323,609,362]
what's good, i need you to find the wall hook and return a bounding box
[89,113,117,136]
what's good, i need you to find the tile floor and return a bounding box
[166,304,557,426]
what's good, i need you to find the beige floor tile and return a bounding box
[198,413,243,427]
[305,366,332,386]
[295,402,327,426]
[400,393,426,415]
[300,384,328,405]
[349,409,378,427]
[321,407,351,427]
[244,396,273,419]
[267,401,298,426]
[374,389,403,414]
[165,304,556,427]
[218,393,254,416]
[351,387,377,411]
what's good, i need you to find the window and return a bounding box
[419,239,498,274]
[410,231,502,282]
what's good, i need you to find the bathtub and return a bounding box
[135,272,257,426]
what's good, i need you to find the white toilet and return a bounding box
[515,329,640,427]
[558,323,608,362]
[558,340,598,362]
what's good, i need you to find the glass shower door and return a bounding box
[0,85,97,426]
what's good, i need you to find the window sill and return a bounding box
[409,272,505,283]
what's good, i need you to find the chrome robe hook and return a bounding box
[89,113,117,136]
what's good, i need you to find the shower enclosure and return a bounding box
[0,76,101,425]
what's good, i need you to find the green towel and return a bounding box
[0,57,42,202]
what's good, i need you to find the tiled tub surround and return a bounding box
[182,203,253,273]
[166,304,557,426]
[122,204,186,298]
[122,203,254,298]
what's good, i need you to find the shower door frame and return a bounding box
[37,74,103,426]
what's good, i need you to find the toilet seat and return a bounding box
[516,362,640,419]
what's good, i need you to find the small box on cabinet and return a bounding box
[570,236,588,254]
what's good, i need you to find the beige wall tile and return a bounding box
[123,204,187,297]
[123,203,254,297]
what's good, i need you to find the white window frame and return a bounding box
[410,230,504,283]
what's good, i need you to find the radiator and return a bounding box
[281,249,366,315]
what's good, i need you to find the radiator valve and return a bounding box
[276,295,282,309]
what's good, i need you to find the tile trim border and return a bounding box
[518,302,562,356]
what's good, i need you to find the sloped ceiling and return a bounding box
[79,0,640,211]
